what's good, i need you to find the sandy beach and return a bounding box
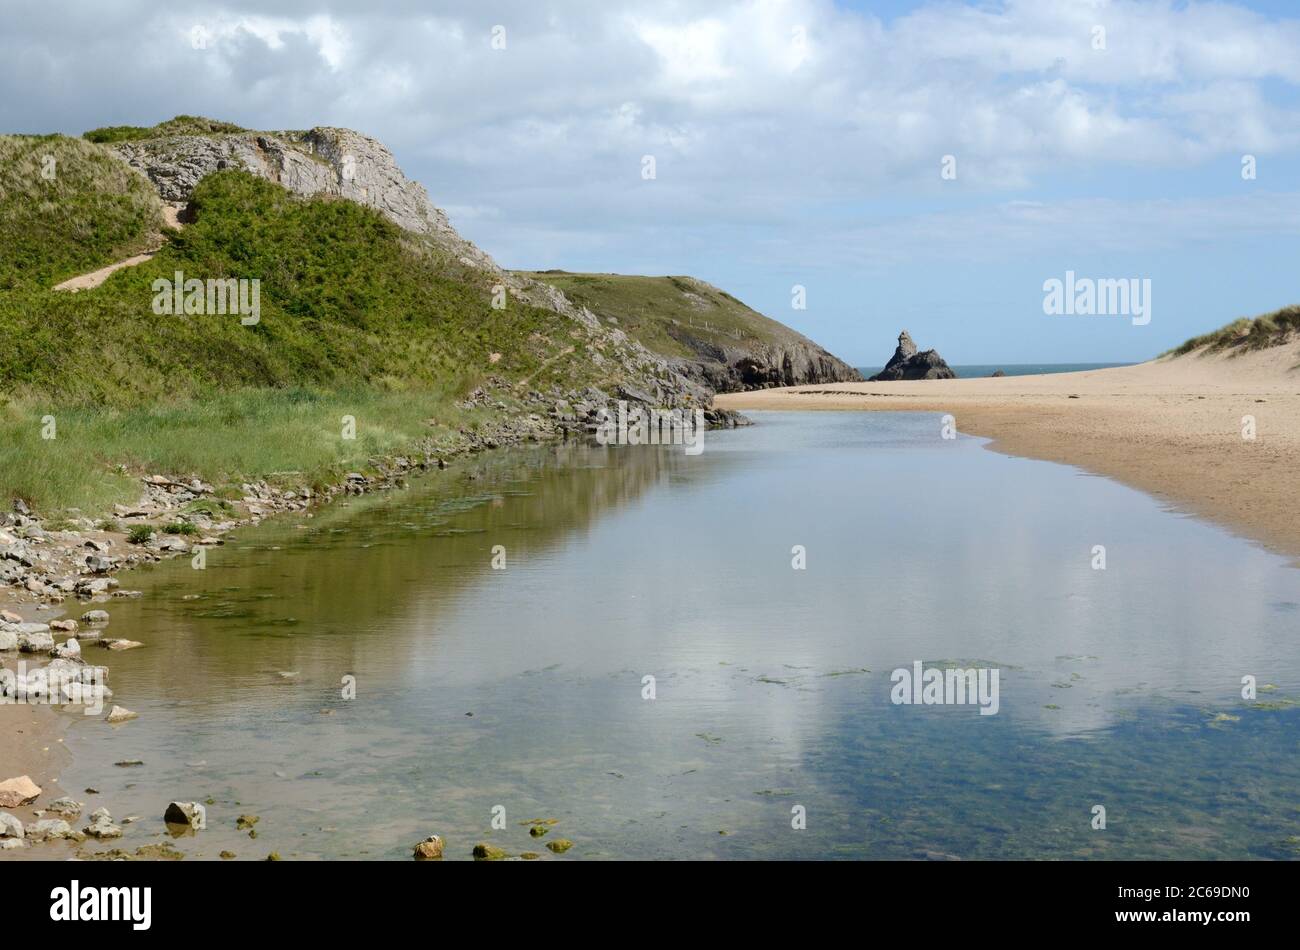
[717,343,1300,563]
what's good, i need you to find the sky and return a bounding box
[3,0,1299,365]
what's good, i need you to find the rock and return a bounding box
[49,619,78,632]
[106,705,138,723]
[546,838,574,854]
[81,609,110,624]
[27,818,78,841]
[0,811,23,839]
[104,639,144,651]
[413,835,444,860]
[53,638,81,659]
[472,842,506,860]
[529,825,549,838]
[220,850,237,859]
[164,801,206,829]
[520,851,542,860]
[990,369,1006,378]
[0,609,21,623]
[236,814,258,830]
[0,838,23,850]
[916,849,961,861]
[84,809,123,839]
[16,627,54,653]
[0,775,41,808]
[46,797,83,819]
[868,330,956,381]
[0,629,16,651]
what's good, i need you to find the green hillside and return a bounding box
[0,136,614,512]
[519,272,795,360]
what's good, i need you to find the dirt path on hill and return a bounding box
[52,204,184,293]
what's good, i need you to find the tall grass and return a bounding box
[0,386,481,512]
[1165,305,1300,357]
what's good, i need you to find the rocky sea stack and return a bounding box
[868,330,956,381]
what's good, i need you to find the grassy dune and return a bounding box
[1166,304,1300,357]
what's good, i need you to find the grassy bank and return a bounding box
[0,385,489,514]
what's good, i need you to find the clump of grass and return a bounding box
[95,518,120,532]
[83,115,247,144]
[162,521,199,535]
[1165,305,1300,357]
[127,525,154,544]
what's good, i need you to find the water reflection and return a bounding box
[60,413,1300,860]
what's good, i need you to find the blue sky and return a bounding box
[3,0,1299,364]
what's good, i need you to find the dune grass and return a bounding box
[1165,304,1300,357]
[82,115,248,144]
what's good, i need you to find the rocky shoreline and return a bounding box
[0,382,746,858]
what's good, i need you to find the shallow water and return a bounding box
[59,412,1300,860]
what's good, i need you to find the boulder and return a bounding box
[106,705,138,723]
[0,775,41,808]
[0,811,23,839]
[27,818,78,841]
[81,610,110,624]
[546,838,574,854]
[413,835,444,860]
[471,842,506,860]
[868,331,956,381]
[45,797,83,819]
[164,801,206,830]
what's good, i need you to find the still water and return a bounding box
[62,412,1300,860]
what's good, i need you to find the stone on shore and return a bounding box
[104,639,144,651]
[164,801,206,829]
[106,705,138,723]
[0,811,23,839]
[46,797,83,819]
[27,818,79,842]
[84,807,123,839]
[0,775,41,808]
[413,835,444,860]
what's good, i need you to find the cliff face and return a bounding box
[517,272,862,393]
[107,124,730,415]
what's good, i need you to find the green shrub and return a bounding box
[127,525,154,544]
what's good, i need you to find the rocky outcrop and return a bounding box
[868,330,955,381]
